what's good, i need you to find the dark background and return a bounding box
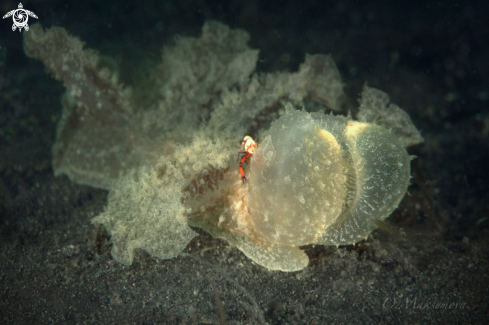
[1,0,488,323]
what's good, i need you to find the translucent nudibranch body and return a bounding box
[247,109,411,250]
[24,20,422,273]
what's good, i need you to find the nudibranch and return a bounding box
[23,21,420,272]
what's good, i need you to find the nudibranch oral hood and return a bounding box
[247,109,411,250]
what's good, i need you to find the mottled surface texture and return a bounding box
[1,0,488,323]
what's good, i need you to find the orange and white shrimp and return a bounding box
[238,136,257,183]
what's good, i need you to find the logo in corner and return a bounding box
[3,3,38,32]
